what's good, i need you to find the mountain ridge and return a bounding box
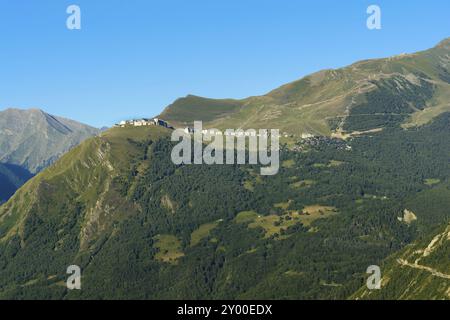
[159,37,450,136]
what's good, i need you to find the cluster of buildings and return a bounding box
[292,136,352,152]
[183,127,275,138]
[115,117,317,141]
[183,128,315,139]
[115,118,173,129]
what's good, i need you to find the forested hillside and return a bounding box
[0,112,449,299]
[354,221,449,299]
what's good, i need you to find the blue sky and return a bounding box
[0,0,449,127]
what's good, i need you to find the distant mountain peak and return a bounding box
[4,107,44,113]
[0,108,100,174]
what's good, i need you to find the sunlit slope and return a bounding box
[354,222,449,300]
[0,126,169,248]
[159,38,450,136]
[0,126,173,298]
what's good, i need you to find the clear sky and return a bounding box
[0,0,449,127]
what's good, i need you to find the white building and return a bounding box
[117,118,166,128]
[301,133,314,139]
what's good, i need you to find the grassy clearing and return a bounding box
[161,194,176,213]
[153,234,184,264]
[248,215,287,238]
[328,160,345,167]
[290,180,315,189]
[299,205,338,226]
[284,270,305,277]
[190,221,219,247]
[234,211,259,224]
[274,200,292,210]
[424,178,441,186]
[312,161,345,169]
[243,171,264,192]
[282,159,295,168]
[236,205,337,239]
[243,180,254,192]
[402,83,450,128]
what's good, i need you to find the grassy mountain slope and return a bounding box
[159,38,450,137]
[159,95,244,127]
[0,111,449,299]
[354,221,449,299]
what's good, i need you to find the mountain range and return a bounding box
[0,39,449,299]
[0,108,99,203]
